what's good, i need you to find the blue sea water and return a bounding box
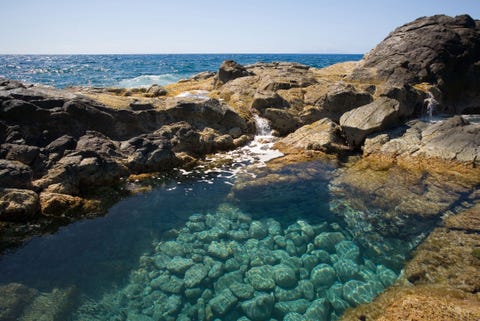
[0,54,362,88]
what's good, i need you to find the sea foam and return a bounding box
[118,74,184,88]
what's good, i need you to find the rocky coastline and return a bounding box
[0,14,479,321]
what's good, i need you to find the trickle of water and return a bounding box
[424,91,438,120]
[253,114,273,136]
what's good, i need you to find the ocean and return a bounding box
[0,54,363,88]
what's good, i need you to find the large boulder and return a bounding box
[214,60,252,87]
[277,118,346,153]
[351,14,480,113]
[339,97,405,147]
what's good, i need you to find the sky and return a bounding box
[0,0,479,54]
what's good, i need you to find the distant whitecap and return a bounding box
[118,74,184,88]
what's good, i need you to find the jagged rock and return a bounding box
[214,60,252,87]
[352,14,480,113]
[0,188,39,221]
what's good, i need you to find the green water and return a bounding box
[0,157,433,321]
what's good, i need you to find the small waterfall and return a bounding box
[424,91,438,121]
[253,114,273,136]
[249,115,283,163]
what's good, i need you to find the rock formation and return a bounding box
[0,78,254,249]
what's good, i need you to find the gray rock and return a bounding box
[184,264,209,288]
[241,293,274,321]
[351,14,480,113]
[278,118,346,153]
[364,116,480,166]
[310,264,336,287]
[264,108,298,136]
[214,60,252,87]
[246,266,275,291]
[301,254,319,271]
[208,289,238,316]
[251,91,287,113]
[340,97,407,147]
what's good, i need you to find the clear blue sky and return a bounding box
[1,0,479,54]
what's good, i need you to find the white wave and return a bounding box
[118,74,183,88]
[176,90,210,100]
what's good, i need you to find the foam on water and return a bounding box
[204,115,283,180]
[176,90,210,100]
[118,73,184,88]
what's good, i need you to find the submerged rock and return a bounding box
[241,293,275,321]
[208,288,238,316]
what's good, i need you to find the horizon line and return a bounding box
[0,52,364,56]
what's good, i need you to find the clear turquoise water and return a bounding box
[0,54,362,88]
[0,159,424,321]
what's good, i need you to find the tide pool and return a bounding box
[0,155,429,321]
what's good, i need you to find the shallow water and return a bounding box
[0,152,435,321]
